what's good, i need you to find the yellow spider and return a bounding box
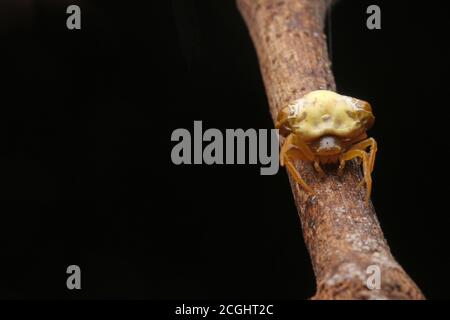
[276,90,377,203]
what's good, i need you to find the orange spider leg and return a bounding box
[313,160,326,178]
[339,149,372,203]
[280,133,315,165]
[280,134,315,194]
[279,133,293,167]
[349,137,377,174]
[337,137,377,175]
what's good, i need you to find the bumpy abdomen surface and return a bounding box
[286,90,374,141]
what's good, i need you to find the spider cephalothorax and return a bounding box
[276,90,377,203]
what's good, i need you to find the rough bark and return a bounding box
[237,0,425,300]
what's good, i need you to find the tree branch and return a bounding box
[237,0,424,299]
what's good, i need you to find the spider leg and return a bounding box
[314,160,326,178]
[279,133,294,167]
[280,134,315,194]
[337,158,346,176]
[340,149,371,203]
[338,137,377,177]
[284,159,314,194]
[348,137,377,174]
[280,133,315,165]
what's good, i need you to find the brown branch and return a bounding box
[237,0,425,300]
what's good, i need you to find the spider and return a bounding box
[275,90,377,203]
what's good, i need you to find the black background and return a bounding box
[1,0,450,299]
